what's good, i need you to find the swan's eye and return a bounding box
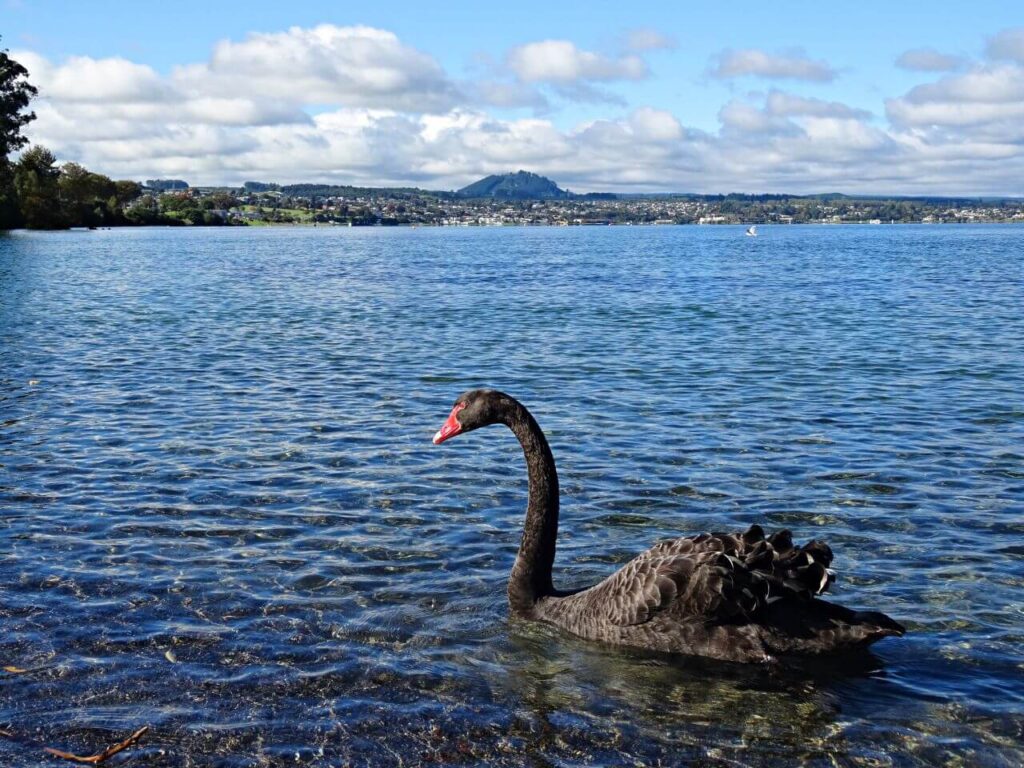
[433,402,467,445]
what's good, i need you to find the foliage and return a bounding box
[204,191,240,211]
[14,146,66,229]
[1,40,38,228]
[59,162,117,227]
[157,191,235,226]
[243,181,279,192]
[114,180,143,205]
[144,179,188,191]
[278,183,451,200]
[123,194,162,225]
[1,39,37,159]
[0,157,19,229]
[457,171,569,200]
[8,142,157,229]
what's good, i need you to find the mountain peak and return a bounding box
[457,171,568,200]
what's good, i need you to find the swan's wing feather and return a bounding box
[590,550,761,627]
[589,552,698,626]
[580,526,838,627]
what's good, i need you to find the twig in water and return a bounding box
[43,726,150,765]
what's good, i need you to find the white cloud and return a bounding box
[13,51,172,104]
[14,25,1024,196]
[49,56,172,102]
[175,25,459,113]
[622,28,676,52]
[800,116,889,152]
[506,40,647,83]
[886,65,1024,127]
[710,48,837,81]
[764,90,872,119]
[628,107,684,141]
[719,100,801,138]
[895,48,966,72]
[986,27,1024,63]
[178,97,310,127]
[716,90,873,143]
[467,80,549,110]
[880,58,1024,192]
[887,96,1024,130]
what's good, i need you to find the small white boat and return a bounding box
[745,225,758,237]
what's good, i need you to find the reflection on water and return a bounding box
[1,225,1022,765]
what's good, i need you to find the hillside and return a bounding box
[457,170,569,200]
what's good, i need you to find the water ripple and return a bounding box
[1,225,1022,765]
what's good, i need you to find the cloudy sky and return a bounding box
[5,0,1024,194]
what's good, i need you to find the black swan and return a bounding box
[433,389,904,664]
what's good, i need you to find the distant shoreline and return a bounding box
[8,219,1022,234]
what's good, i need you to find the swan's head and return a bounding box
[432,389,508,444]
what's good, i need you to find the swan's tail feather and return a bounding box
[768,528,794,554]
[633,525,903,655]
[741,524,766,546]
[730,527,837,600]
[849,609,907,639]
[761,599,906,655]
[734,527,903,653]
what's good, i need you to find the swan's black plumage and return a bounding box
[434,389,904,663]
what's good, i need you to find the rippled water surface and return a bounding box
[1,225,1023,766]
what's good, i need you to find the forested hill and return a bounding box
[277,183,454,199]
[457,171,569,200]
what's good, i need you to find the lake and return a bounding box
[1,224,1022,766]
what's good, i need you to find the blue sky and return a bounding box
[4,0,1024,193]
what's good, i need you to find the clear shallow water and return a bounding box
[1,224,1022,766]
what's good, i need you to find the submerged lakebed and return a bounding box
[1,224,1022,765]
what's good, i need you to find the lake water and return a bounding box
[1,224,1022,766]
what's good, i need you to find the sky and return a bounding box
[4,0,1024,195]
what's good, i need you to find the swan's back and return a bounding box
[535,525,904,663]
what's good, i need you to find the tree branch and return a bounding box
[42,726,150,765]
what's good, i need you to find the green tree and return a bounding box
[1,41,36,158]
[113,180,142,205]
[124,194,161,225]
[1,40,38,228]
[158,191,194,213]
[205,191,239,211]
[59,162,116,226]
[15,145,66,229]
[0,159,17,228]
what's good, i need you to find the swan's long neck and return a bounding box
[503,400,559,614]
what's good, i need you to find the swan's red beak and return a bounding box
[432,403,466,444]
